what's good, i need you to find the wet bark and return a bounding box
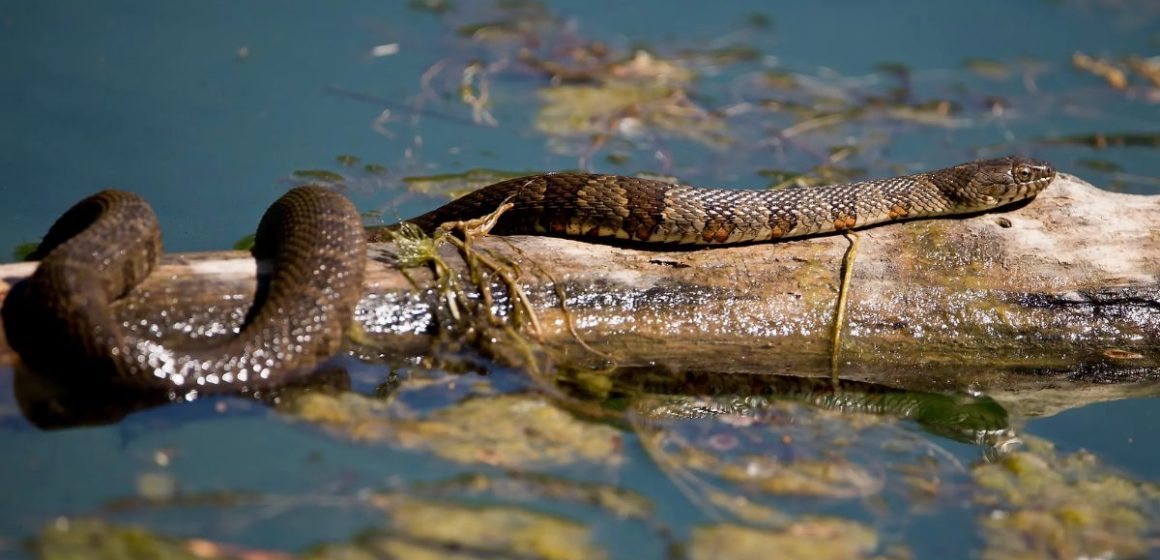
[1,173,1157,392]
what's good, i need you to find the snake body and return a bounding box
[401,156,1055,244]
[5,156,1052,393]
[3,187,366,393]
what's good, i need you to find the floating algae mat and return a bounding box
[282,388,624,469]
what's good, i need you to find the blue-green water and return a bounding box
[1,1,1158,558]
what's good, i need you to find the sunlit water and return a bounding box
[1,1,1158,558]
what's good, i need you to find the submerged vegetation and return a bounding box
[974,436,1160,559]
[26,388,1160,559]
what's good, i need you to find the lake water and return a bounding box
[1,1,1158,558]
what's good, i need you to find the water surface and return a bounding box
[1,1,1158,558]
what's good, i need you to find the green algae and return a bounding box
[394,393,622,467]
[291,169,346,183]
[406,471,654,520]
[34,500,608,560]
[974,435,1160,559]
[283,390,623,469]
[964,58,1012,80]
[688,519,882,560]
[402,168,533,200]
[308,497,605,560]
[715,454,881,498]
[34,519,214,560]
[389,497,604,560]
[231,233,255,251]
[11,241,38,261]
[536,79,730,148]
[533,50,730,149]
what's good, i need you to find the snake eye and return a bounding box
[1015,165,1033,182]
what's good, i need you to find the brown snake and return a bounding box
[391,156,1055,244]
[4,156,1052,394]
[3,187,366,394]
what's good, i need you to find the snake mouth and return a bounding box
[996,174,1054,204]
[1027,174,1055,195]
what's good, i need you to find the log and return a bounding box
[1,173,1157,394]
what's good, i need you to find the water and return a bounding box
[1,1,1158,558]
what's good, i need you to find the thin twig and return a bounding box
[830,231,860,381]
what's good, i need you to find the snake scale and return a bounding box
[396,156,1055,243]
[4,156,1053,393]
[3,187,366,394]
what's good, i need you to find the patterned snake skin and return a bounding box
[2,187,366,393]
[399,156,1055,244]
[3,157,1052,394]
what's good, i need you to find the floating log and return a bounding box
[1,173,1157,393]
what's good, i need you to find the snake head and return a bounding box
[954,156,1055,209]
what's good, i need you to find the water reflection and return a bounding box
[9,348,1011,449]
[8,362,353,430]
[562,367,1012,445]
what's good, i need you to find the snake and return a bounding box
[4,156,1052,394]
[2,187,366,394]
[390,156,1055,243]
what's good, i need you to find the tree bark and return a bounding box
[1,173,1157,392]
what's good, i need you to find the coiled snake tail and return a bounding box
[3,187,366,394]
